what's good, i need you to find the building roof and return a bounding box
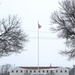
[20,66,59,69]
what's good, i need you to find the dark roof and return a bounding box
[20,66,59,69]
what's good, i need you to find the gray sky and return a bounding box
[0,0,75,68]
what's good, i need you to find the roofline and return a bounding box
[20,66,59,69]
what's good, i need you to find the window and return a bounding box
[16,70,18,73]
[30,70,32,73]
[21,70,22,73]
[39,70,40,73]
[34,70,36,73]
[43,70,45,73]
[60,70,62,73]
[12,70,14,73]
[65,70,67,73]
[51,70,52,73]
[56,70,58,73]
[26,70,28,73]
[46,70,48,73]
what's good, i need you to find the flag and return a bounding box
[38,23,41,29]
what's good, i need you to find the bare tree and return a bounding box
[0,15,27,57]
[50,0,75,60]
[0,64,12,75]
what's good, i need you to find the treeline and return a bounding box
[0,64,12,75]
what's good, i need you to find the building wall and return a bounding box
[54,67,69,75]
[9,67,69,75]
[9,67,25,75]
[24,67,69,75]
[24,69,55,75]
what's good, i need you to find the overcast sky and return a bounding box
[0,0,75,68]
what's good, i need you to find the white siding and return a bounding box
[54,67,69,75]
[9,67,69,75]
[9,67,25,75]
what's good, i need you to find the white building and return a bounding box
[9,66,69,75]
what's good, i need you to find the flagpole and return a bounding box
[38,21,39,75]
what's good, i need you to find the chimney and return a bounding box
[50,63,52,67]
